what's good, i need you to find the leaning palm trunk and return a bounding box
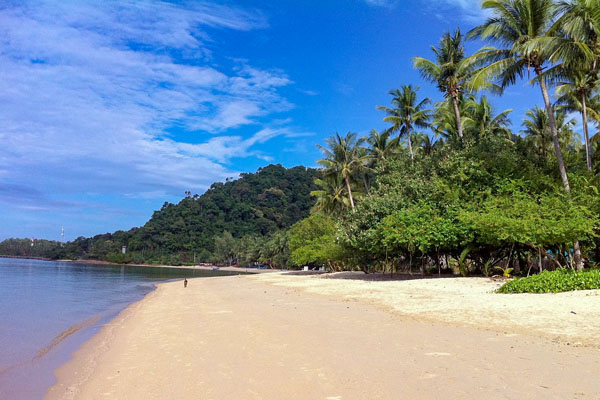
[581,94,592,171]
[537,71,583,270]
[344,176,355,210]
[451,95,463,139]
[407,129,414,160]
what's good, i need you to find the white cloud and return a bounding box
[0,0,295,206]
[363,0,398,7]
[428,0,489,22]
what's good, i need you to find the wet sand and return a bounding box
[47,273,600,399]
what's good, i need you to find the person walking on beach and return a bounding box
[184,278,188,288]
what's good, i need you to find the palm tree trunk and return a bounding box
[538,72,583,270]
[451,95,463,139]
[582,94,592,171]
[344,176,355,210]
[407,129,414,160]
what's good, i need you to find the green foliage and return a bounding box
[288,213,344,267]
[498,269,600,293]
[6,0,600,278]
[105,252,132,264]
[379,202,468,255]
[449,248,473,277]
[0,165,318,265]
[213,231,236,265]
[461,186,598,248]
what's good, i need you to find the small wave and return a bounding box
[0,315,100,377]
[34,315,100,360]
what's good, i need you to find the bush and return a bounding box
[498,269,600,294]
[105,252,132,264]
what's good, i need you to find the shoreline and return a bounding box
[46,273,600,399]
[0,255,279,274]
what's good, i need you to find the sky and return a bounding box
[0,0,550,240]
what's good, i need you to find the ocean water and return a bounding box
[0,258,239,400]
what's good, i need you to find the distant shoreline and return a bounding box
[0,255,54,261]
[0,255,279,274]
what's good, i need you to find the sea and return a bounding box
[0,257,239,400]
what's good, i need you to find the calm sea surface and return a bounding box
[0,257,239,400]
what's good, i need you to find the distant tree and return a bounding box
[365,129,399,171]
[317,132,370,210]
[413,29,480,139]
[377,85,431,160]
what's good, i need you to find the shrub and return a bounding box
[105,252,132,264]
[498,269,600,294]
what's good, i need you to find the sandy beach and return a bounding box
[47,273,600,400]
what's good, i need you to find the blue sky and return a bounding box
[0,0,554,240]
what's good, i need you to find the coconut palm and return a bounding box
[468,0,585,269]
[553,0,600,67]
[555,70,599,171]
[412,132,437,155]
[316,132,369,210]
[522,107,553,158]
[522,106,578,157]
[553,0,600,170]
[377,85,431,160]
[413,29,479,139]
[310,175,353,215]
[431,97,469,141]
[463,95,513,139]
[468,0,574,192]
[365,129,399,171]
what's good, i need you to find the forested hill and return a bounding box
[130,164,319,253]
[0,164,320,264]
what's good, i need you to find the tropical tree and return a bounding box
[413,28,476,139]
[468,0,584,269]
[365,128,399,171]
[522,106,578,157]
[377,85,431,160]
[463,95,513,139]
[553,0,600,66]
[412,132,437,155]
[553,0,600,170]
[555,71,598,170]
[431,97,468,141]
[317,132,369,210]
[310,175,353,215]
[522,106,553,158]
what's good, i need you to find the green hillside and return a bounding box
[0,164,319,265]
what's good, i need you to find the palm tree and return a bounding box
[412,132,437,155]
[413,29,476,139]
[553,0,600,67]
[468,0,574,192]
[522,106,578,156]
[522,107,553,158]
[365,129,399,171]
[463,95,513,139]
[553,0,600,170]
[431,98,464,141]
[555,70,598,171]
[468,0,584,269]
[316,132,369,210]
[310,175,353,215]
[377,85,431,160]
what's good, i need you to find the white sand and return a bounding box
[257,272,600,346]
[46,273,600,400]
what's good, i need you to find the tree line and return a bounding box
[3,0,600,276]
[289,0,600,276]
